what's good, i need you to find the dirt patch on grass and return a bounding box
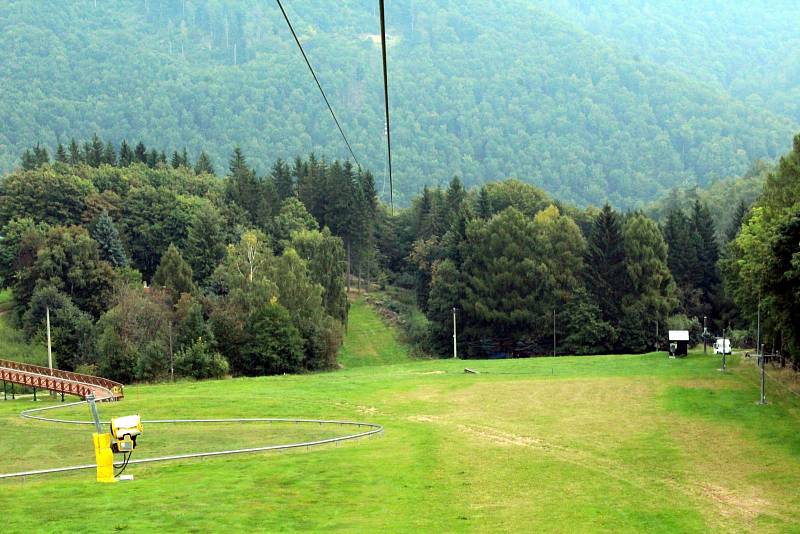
[456,424,554,451]
[406,415,443,423]
[701,484,770,519]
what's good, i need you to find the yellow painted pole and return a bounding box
[93,433,116,483]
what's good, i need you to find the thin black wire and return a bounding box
[378,0,393,213]
[275,0,360,167]
[114,451,132,477]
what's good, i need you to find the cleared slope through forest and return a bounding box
[337,297,414,368]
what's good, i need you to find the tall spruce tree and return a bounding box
[225,147,271,228]
[153,244,196,296]
[272,158,294,201]
[55,143,68,163]
[134,142,147,163]
[87,134,103,167]
[184,203,227,283]
[119,140,133,167]
[68,138,82,164]
[691,200,720,315]
[726,200,749,242]
[102,141,117,166]
[146,148,158,168]
[663,207,700,305]
[584,204,629,324]
[91,211,128,267]
[194,151,214,175]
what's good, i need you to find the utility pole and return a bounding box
[46,305,53,373]
[452,307,458,359]
[756,298,761,362]
[703,315,707,355]
[655,320,659,351]
[168,322,174,383]
[758,343,767,405]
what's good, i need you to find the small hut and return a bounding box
[668,330,689,357]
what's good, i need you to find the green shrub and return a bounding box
[175,337,229,380]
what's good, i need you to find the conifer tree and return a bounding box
[146,148,158,168]
[20,149,37,170]
[119,140,133,167]
[171,150,182,168]
[225,147,271,227]
[691,200,720,314]
[153,244,196,296]
[158,151,167,165]
[33,143,50,167]
[584,204,628,324]
[134,142,147,163]
[663,207,699,289]
[102,141,117,166]
[272,158,294,201]
[194,151,214,175]
[180,147,189,167]
[91,211,128,267]
[68,138,82,164]
[477,186,491,219]
[55,143,68,163]
[87,134,103,167]
[184,203,227,283]
[726,201,748,242]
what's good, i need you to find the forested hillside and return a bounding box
[0,0,796,207]
[539,0,800,122]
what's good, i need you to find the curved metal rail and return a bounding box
[1,375,383,480]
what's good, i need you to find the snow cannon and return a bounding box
[110,415,143,453]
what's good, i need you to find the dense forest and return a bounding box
[3,130,798,377]
[1,1,797,207]
[0,140,377,381]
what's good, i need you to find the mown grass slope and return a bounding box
[337,298,414,368]
[1,300,799,533]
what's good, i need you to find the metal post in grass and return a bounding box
[756,298,761,362]
[452,307,458,359]
[758,346,767,405]
[655,320,659,351]
[721,327,727,372]
[703,316,707,355]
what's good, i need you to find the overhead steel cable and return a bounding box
[275,0,360,167]
[378,0,394,212]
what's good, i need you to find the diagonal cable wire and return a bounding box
[275,0,360,167]
[378,0,393,212]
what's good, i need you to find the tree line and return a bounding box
[0,138,378,381]
[379,148,797,365]
[4,131,800,375]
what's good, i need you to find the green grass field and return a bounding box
[1,298,799,532]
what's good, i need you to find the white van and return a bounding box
[714,338,732,355]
